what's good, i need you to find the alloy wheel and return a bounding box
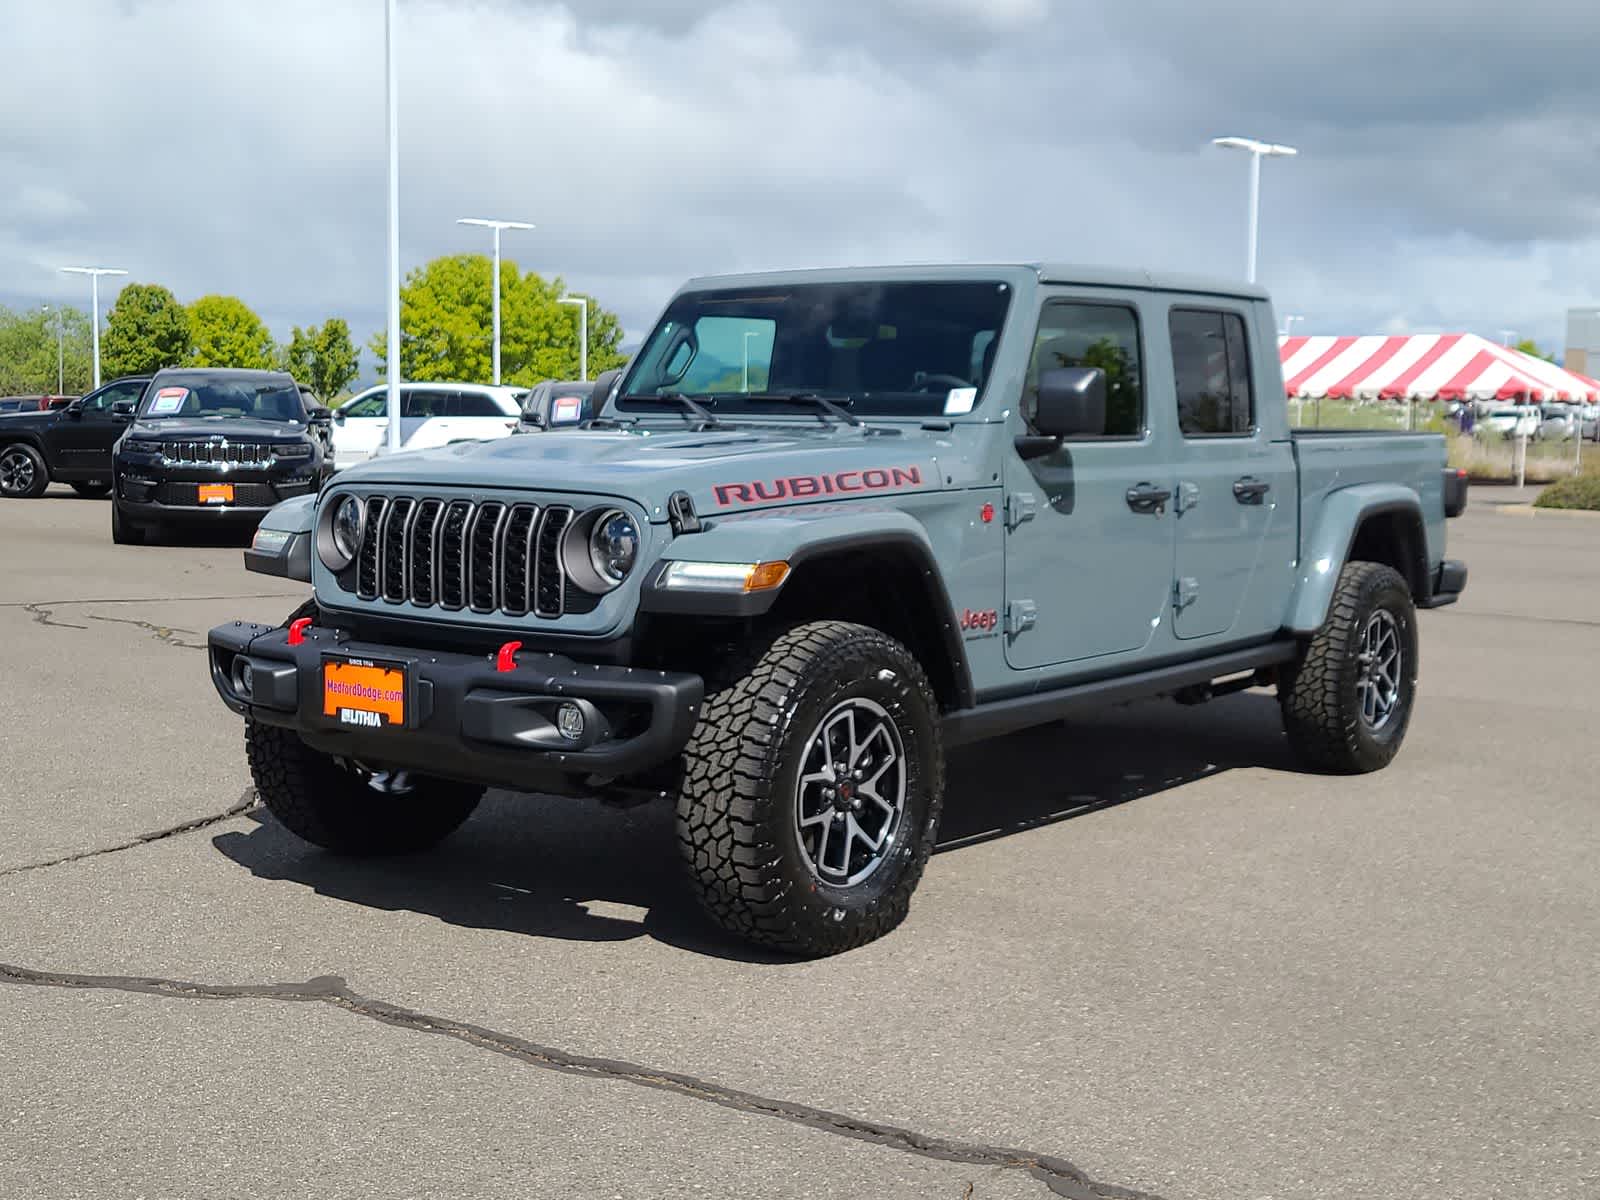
[794,697,907,887]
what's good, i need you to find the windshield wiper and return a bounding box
[621,393,727,430]
[745,392,863,427]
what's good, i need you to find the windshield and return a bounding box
[617,281,1012,417]
[140,379,304,421]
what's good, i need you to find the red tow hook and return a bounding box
[287,617,312,646]
[495,640,523,673]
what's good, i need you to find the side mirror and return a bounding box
[1017,367,1107,461]
[309,406,332,425]
[111,399,137,420]
[590,367,623,411]
[65,401,85,419]
[331,409,346,425]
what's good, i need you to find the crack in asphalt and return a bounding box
[0,961,1162,1200]
[14,593,302,637]
[82,612,208,650]
[0,789,259,878]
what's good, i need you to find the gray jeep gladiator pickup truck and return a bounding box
[208,264,1468,956]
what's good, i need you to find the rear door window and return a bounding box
[1169,309,1254,436]
[452,390,504,417]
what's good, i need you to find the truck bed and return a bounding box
[1290,429,1448,572]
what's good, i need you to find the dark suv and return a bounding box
[0,376,151,498]
[111,368,332,544]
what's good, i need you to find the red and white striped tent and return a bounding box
[1279,333,1600,404]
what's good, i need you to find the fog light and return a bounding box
[232,658,255,699]
[556,703,585,742]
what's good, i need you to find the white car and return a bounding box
[1536,404,1577,441]
[1578,403,1600,441]
[1475,406,1541,440]
[331,382,525,469]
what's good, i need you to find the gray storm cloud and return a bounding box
[2,0,1596,354]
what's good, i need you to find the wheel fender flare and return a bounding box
[0,432,48,456]
[1286,484,1427,634]
[242,495,318,582]
[640,507,974,708]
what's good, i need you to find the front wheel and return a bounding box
[246,721,483,855]
[676,621,945,957]
[111,503,147,545]
[1279,561,1418,773]
[0,444,49,498]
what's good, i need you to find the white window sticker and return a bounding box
[552,395,583,424]
[148,387,188,416]
[944,387,977,415]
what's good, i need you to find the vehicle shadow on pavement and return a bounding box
[212,692,1295,962]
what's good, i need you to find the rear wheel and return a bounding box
[246,721,483,855]
[0,444,49,498]
[676,621,945,957]
[1280,561,1418,773]
[70,480,112,498]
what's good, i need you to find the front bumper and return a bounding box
[207,620,704,791]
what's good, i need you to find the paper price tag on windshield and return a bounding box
[944,387,977,415]
[149,387,188,416]
[552,395,583,424]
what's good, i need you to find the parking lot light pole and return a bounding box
[742,330,758,391]
[384,0,402,452]
[1211,137,1297,284]
[560,296,588,381]
[59,266,127,389]
[1281,314,1304,337]
[458,218,535,384]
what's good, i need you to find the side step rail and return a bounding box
[943,640,1299,746]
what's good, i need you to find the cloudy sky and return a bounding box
[4,0,1599,362]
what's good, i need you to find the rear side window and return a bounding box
[1025,301,1144,438]
[1169,309,1254,436]
[451,390,504,417]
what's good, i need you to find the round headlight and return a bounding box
[318,494,364,571]
[588,509,639,587]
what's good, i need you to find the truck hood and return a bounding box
[336,424,950,516]
[127,417,312,442]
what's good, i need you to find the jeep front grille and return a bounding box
[162,440,278,466]
[351,494,578,619]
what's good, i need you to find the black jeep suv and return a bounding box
[0,376,151,499]
[111,368,332,545]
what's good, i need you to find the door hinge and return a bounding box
[1174,577,1200,611]
[1175,481,1201,514]
[1005,492,1037,530]
[1005,599,1037,637]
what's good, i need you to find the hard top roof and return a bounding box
[677,262,1269,301]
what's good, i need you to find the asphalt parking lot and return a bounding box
[2,487,1596,1200]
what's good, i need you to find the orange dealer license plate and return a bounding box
[198,483,234,504]
[322,657,407,730]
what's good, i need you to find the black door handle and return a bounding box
[1232,477,1270,505]
[1125,483,1172,515]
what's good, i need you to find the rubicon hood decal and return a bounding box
[713,466,926,507]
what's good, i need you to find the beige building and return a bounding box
[1567,307,1600,376]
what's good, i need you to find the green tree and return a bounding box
[0,304,94,395]
[101,283,191,377]
[1514,338,1553,362]
[369,254,625,384]
[188,295,276,369]
[285,318,360,401]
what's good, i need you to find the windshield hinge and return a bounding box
[667,490,702,535]
[1005,492,1037,530]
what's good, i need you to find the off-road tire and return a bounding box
[246,721,483,855]
[676,621,945,957]
[0,444,49,498]
[111,503,147,545]
[1280,561,1418,773]
[70,480,112,498]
